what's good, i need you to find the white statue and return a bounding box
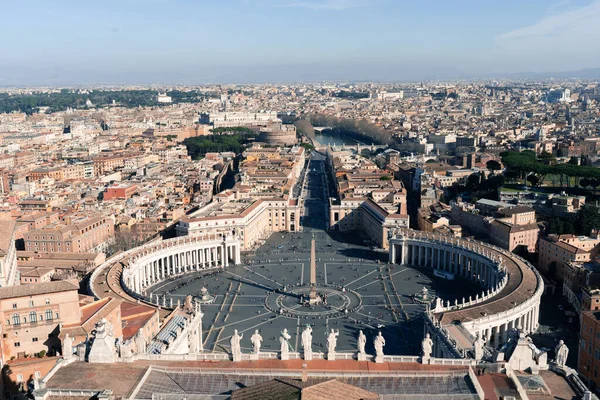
[62,333,74,359]
[555,340,569,368]
[184,295,194,313]
[374,332,385,358]
[422,333,433,360]
[230,329,243,362]
[327,329,339,355]
[188,328,198,353]
[135,330,146,354]
[302,325,313,359]
[357,330,367,354]
[473,333,484,362]
[250,330,263,354]
[280,329,292,358]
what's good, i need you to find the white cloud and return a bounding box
[496,0,600,41]
[245,0,376,10]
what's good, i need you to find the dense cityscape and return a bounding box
[0,80,598,399]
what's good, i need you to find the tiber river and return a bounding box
[313,131,358,147]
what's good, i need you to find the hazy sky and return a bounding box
[2,0,600,84]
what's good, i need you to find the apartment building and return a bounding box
[0,280,80,363]
[538,233,600,281]
[23,215,115,253]
[579,288,600,390]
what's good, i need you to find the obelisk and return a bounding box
[309,237,318,303]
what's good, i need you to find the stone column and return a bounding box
[390,243,396,264]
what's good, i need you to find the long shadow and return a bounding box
[223,274,275,292]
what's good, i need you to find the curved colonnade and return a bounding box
[90,234,242,310]
[389,229,543,351]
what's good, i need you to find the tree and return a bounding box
[568,156,579,165]
[526,174,539,187]
[575,206,600,236]
[486,160,502,174]
[293,119,315,139]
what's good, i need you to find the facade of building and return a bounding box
[23,215,115,254]
[0,280,80,363]
[537,233,600,281]
[579,287,600,390]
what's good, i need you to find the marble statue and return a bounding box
[422,333,433,360]
[184,295,194,313]
[135,330,146,354]
[357,330,367,354]
[374,332,385,360]
[280,329,292,359]
[230,329,243,362]
[327,329,339,354]
[62,333,74,359]
[302,325,313,360]
[188,328,198,353]
[473,333,484,362]
[555,340,569,368]
[250,330,263,354]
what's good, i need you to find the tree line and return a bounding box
[501,150,600,188]
[294,114,394,145]
[183,131,258,159]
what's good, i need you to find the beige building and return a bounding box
[23,215,115,254]
[538,233,600,281]
[489,206,539,252]
[176,197,301,250]
[0,280,80,363]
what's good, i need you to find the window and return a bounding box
[14,342,20,347]
[29,300,34,307]
[29,311,37,323]
[34,371,41,379]
[12,303,17,309]
[45,298,50,305]
[32,337,38,342]
[12,314,20,325]
[45,309,53,321]
[16,374,23,382]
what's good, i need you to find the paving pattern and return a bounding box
[148,153,480,356]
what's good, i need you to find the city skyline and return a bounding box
[2,0,600,85]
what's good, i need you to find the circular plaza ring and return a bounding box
[265,285,362,319]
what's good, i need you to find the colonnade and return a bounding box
[124,239,242,295]
[389,230,543,350]
[390,240,503,288]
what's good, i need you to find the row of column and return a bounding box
[391,241,499,288]
[479,304,540,347]
[129,243,241,293]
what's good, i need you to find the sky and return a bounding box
[1,0,600,85]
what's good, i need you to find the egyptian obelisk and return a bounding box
[309,237,319,303]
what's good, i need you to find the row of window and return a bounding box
[14,338,38,347]
[13,299,51,309]
[8,310,56,326]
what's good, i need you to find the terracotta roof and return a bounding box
[0,279,78,300]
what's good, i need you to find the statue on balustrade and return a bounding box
[473,333,485,362]
[357,330,366,355]
[555,340,569,368]
[302,325,313,359]
[374,332,386,359]
[251,330,263,354]
[280,328,292,358]
[230,329,243,362]
[422,333,433,360]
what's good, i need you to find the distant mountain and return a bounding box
[501,67,600,80]
[0,63,599,86]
